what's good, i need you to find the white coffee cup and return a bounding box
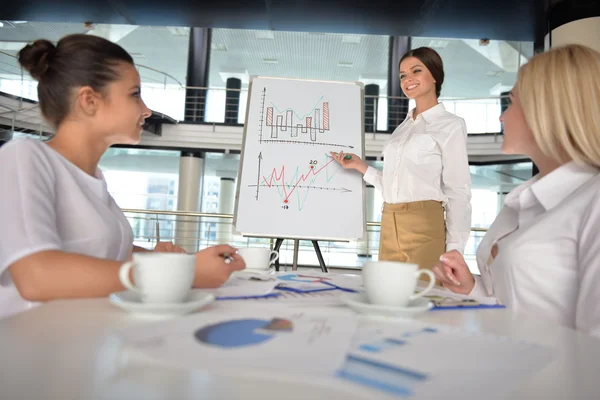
[237,247,279,270]
[119,253,195,303]
[362,261,436,307]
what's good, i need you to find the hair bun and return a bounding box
[18,39,57,81]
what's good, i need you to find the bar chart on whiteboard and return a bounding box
[262,93,331,144]
[233,77,366,241]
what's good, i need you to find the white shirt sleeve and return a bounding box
[469,275,489,298]
[363,166,384,194]
[0,141,62,281]
[575,190,600,337]
[440,119,472,253]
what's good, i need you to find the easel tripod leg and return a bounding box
[273,238,284,271]
[312,240,328,273]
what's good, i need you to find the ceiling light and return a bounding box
[0,22,4,28]
[130,53,145,59]
[211,43,228,51]
[427,39,448,49]
[167,27,189,36]
[337,61,354,68]
[263,58,278,64]
[255,31,274,40]
[342,35,361,44]
[486,71,504,77]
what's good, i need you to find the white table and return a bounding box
[1,295,600,400]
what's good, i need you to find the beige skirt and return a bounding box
[378,201,446,273]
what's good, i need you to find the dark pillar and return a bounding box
[364,84,379,133]
[387,36,411,132]
[224,77,242,125]
[184,28,211,123]
[533,0,549,54]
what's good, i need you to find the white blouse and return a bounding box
[363,103,472,253]
[0,139,134,319]
[470,162,600,337]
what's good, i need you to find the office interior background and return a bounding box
[0,0,588,272]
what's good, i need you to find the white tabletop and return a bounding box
[1,295,600,400]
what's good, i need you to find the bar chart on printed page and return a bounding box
[336,320,554,399]
[233,77,366,242]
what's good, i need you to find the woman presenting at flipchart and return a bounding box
[332,47,471,273]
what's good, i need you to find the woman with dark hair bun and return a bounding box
[331,47,471,278]
[0,34,245,318]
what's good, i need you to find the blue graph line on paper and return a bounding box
[359,338,407,353]
[336,354,428,397]
[358,327,438,353]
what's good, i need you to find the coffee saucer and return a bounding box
[109,290,215,316]
[340,292,433,318]
[234,268,274,277]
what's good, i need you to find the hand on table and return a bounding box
[193,244,246,288]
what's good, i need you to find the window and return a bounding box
[0,22,189,120]
[409,38,533,133]
[207,28,389,131]
[99,147,181,245]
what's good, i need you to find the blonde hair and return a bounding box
[517,44,600,167]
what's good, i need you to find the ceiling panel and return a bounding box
[0,22,532,98]
[0,0,541,41]
[0,0,129,25]
[209,29,389,88]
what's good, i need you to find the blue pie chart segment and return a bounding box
[194,319,274,348]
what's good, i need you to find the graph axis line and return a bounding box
[260,139,353,149]
[248,184,352,193]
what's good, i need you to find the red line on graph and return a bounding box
[262,159,336,201]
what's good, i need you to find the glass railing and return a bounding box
[123,208,487,274]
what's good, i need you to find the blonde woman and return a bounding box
[332,47,471,272]
[433,44,600,337]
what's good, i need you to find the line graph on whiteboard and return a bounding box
[257,87,353,149]
[249,152,352,211]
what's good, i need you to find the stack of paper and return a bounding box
[114,308,554,400]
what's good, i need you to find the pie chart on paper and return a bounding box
[194,318,293,348]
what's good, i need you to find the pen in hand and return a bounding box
[326,152,352,160]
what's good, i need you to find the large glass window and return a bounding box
[0,22,189,120]
[207,28,390,131]
[99,148,181,247]
[409,38,533,133]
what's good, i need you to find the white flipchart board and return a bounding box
[233,76,366,241]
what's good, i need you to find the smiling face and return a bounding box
[399,56,437,100]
